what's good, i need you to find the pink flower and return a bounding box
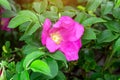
[0,8,11,31]
[41,16,84,61]
[1,18,11,31]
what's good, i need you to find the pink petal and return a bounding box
[59,40,82,61]
[43,19,51,31]
[46,37,60,52]
[41,32,48,45]
[52,16,84,42]
[53,16,75,29]
[53,21,61,28]
[74,22,84,39]
[41,19,51,45]
[60,16,75,29]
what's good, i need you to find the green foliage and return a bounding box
[82,17,106,27]
[32,0,48,13]
[23,51,45,69]
[97,30,119,43]
[48,51,68,68]
[86,0,103,11]
[114,37,120,53]
[0,0,11,10]
[1,0,120,80]
[44,57,58,78]
[30,60,51,76]
[20,70,30,80]
[82,28,96,40]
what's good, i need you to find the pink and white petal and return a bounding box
[46,37,60,53]
[59,40,82,61]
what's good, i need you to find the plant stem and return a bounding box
[103,50,115,71]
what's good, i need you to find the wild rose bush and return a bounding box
[0,0,120,80]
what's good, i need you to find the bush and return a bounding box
[0,0,120,80]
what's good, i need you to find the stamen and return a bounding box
[50,32,62,44]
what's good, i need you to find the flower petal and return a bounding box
[46,37,60,52]
[53,16,84,41]
[43,19,51,31]
[41,19,51,45]
[59,40,82,61]
[53,21,61,28]
[53,16,75,29]
[74,22,84,39]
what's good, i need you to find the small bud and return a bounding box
[0,67,7,80]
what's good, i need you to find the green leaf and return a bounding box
[8,10,38,28]
[8,15,31,28]
[115,0,120,8]
[61,11,76,17]
[82,17,106,27]
[104,21,120,33]
[43,11,58,21]
[2,10,16,18]
[32,0,48,13]
[49,51,68,68]
[23,51,45,69]
[75,12,87,23]
[18,10,38,21]
[53,71,66,80]
[12,73,20,80]
[20,70,30,80]
[32,2,41,13]
[45,57,58,79]
[113,37,120,53]
[113,8,120,19]
[16,61,23,73]
[50,0,63,9]
[101,2,113,15]
[38,15,46,23]
[0,0,11,10]
[30,60,51,76]
[22,45,39,55]
[19,22,31,32]
[5,41,10,52]
[25,22,40,35]
[86,0,103,11]
[30,72,49,80]
[97,30,119,43]
[82,28,96,40]
[50,6,58,13]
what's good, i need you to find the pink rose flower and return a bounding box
[41,16,84,61]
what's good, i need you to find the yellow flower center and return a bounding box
[50,32,62,44]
